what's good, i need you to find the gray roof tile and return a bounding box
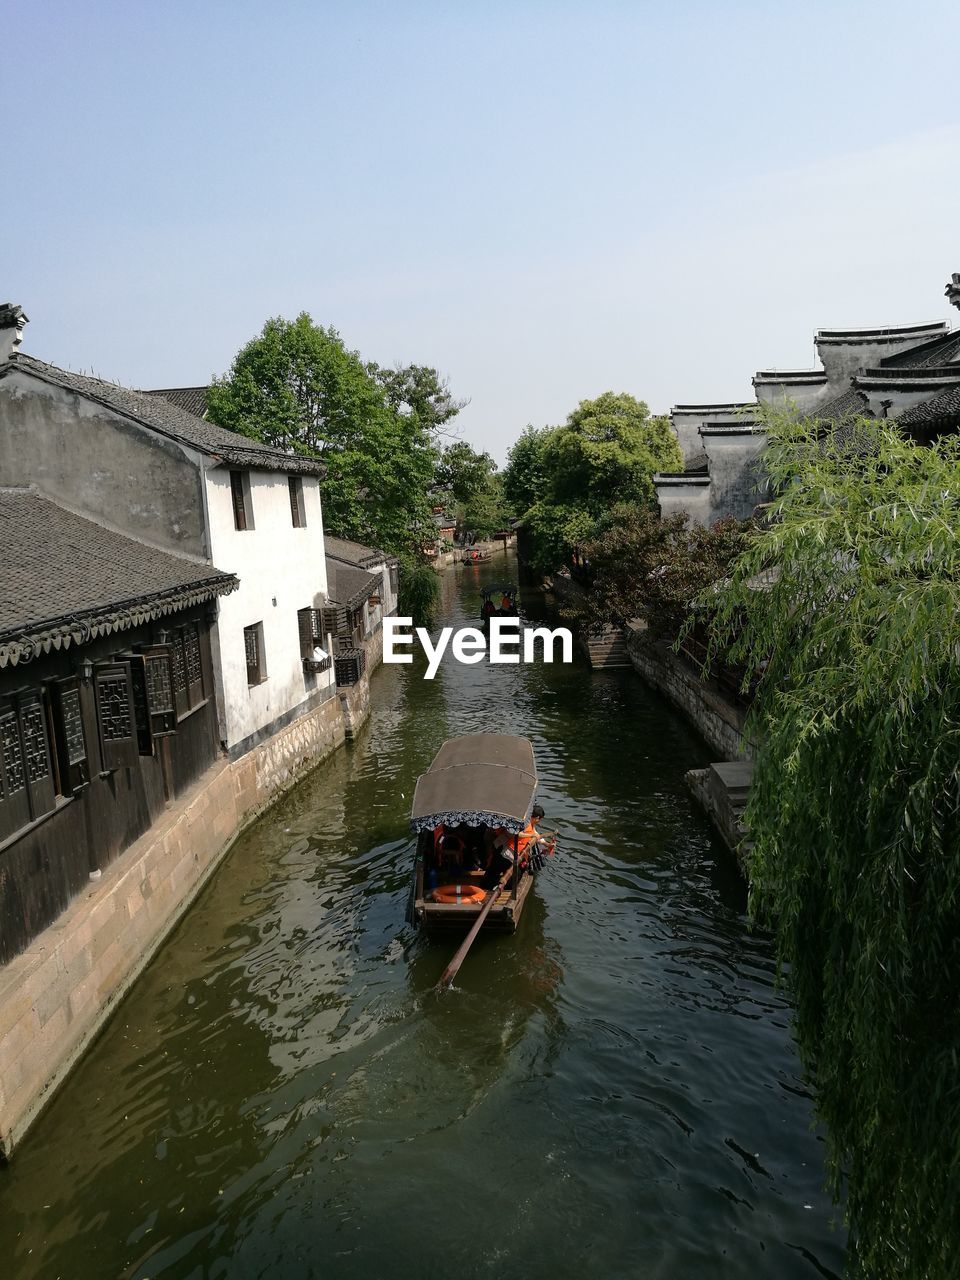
[4,355,324,476]
[324,535,397,568]
[324,557,379,610]
[148,386,210,417]
[0,488,237,665]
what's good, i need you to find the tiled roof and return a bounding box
[324,557,379,610]
[3,355,324,476]
[324,535,397,569]
[0,488,237,667]
[148,386,209,417]
[805,387,872,423]
[880,329,960,369]
[897,385,960,426]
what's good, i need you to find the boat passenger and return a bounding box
[481,598,497,623]
[499,592,512,612]
[517,806,546,859]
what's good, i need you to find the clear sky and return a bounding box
[6,1,960,460]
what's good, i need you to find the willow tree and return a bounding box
[707,409,960,1279]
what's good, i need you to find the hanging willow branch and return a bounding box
[704,407,960,1280]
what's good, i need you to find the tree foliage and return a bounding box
[206,313,455,556]
[576,504,750,638]
[503,393,683,574]
[706,408,960,1279]
[397,558,442,629]
[435,441,506,539]
[502,425,554,519]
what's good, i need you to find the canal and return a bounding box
[0,556,845,1279]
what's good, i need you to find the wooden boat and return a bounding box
[459,547,492,563]
[410,734,547,933]
[479,583,518,625]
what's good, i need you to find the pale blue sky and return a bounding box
[6,1,960,459]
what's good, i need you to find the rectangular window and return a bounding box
[51,679,89,794]
[0,692,59,839]
[289,475,306,527]
[298,607,331,673]
[230,470,253,531]
[94,662,139,770]
[244,622,266,686]
[159,625,206,721]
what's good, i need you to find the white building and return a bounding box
[0,307,338,762]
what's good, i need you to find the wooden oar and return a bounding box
[435,863,514,992]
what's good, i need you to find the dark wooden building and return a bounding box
[0,488,237,964]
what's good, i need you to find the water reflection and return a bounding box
[0,553,845,1280]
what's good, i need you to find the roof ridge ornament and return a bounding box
[946,273,960,311]
[0,302,28,361]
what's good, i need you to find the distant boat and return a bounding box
[409,734,553,933]
[479,583,519,626]
[459,548,492,563]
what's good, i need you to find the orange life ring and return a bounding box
[431,882,487,904]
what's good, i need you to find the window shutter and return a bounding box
[0,703,30,839]
[53,679,89,793]
[169,630,189,719]
[230,470,247,530]
[94,662,139,770]
[320,606,339,641]
[183,623,204,706]
[298,607,315,659]
[17,691,56,819]
[125,656,155,756]
[142,646,177,736]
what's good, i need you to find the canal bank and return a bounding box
[0,553,845,1279]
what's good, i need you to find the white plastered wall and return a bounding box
[204,468,335,750]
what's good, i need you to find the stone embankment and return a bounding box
[0,692,344,1158]
[622,624,754,872]
[544,573,631,668]
[0,619,392,1159]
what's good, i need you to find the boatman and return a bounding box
[495,805,546,864]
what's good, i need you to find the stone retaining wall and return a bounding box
[338,676,370,740]
[624,625,752,762]
[0,695,345,1159]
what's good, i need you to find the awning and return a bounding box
[410,734,538,835]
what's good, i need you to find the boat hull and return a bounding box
[413,868,535,933]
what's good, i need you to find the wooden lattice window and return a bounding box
[51,679,89,794]
[0,703,31,840]
[230,470,253,531]
[183,623,204,706]
[0,692,57,838]
[289,475,306,528]
[94,662,139,770]
[142,647,177,736]
[160,624,206,720]
[244,622,266,686]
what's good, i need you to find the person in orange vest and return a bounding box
[496,806,546,865]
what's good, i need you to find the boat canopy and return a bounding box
[480,583,517,599]
[410,734,537,835]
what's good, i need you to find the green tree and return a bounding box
[545,392,681,512]
[502,425,554,519]
[707,408,960,1280]
[368,363,466,433]
[434,441,505,538]
[576,504,749,638]
[504,393,682,575]
[206,314,443,556]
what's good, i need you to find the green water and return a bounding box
[0,556,845,1278]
